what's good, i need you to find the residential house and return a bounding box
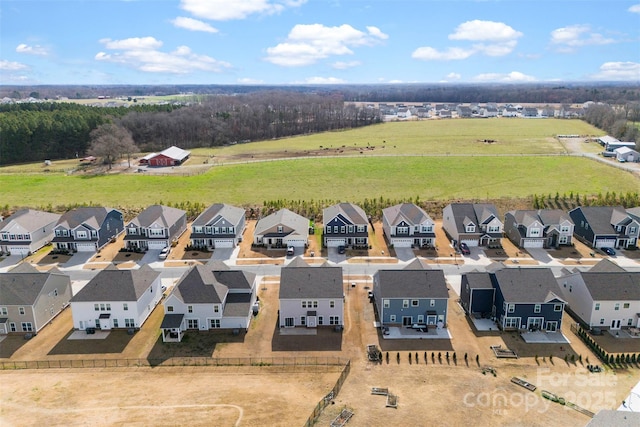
[504,209,574,248]
[140,146,190,167]
[522,107,539,117]
[372,264,448,327]
[52,207,124,253]
[0,209,61,256]
[442,203,503,247]
[323,203,369,248]
[502,106,518,117]
[124,205,187,251]
[459,271,495,318]
[493,267,566,331]
[161,262,257,342]
[397,108,412,119]
[481,106,499,117]
[557,260,640,331]
[254,208,309,248]
[614,146,640,163]
[190,203,246,249]
[0,264,71,334]
[278,258,343,328]
[382,203,435,248]
[70,264,162,331]
[569,206,639,249]
[456,105,472,118]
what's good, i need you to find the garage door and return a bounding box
[326,238,346,247]
[285,239,307,247]
[7,246,29,255]
[76,242,96,252]
[392,239,413,248]
[147,241,168,250]
[595,239,616,249]
[461,239,479,247]
[214,239,234,248]
[523,239,545,248]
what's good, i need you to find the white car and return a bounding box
[159,247,171,259]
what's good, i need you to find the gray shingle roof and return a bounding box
[0,209,61,233]
[222,293,251,317]
[580,272,640,301]
[192,203,245,228]
[213,270,255,291]
[0,272,60,305]
[323,203,367,226]
[57,207,119,230]
[375,269,448,299]
[171,264,228,304]
[494,268,564,303]
[383,203,432,226]
[589,259,626,273]
[71,264,160,302]
[465,272,494,289]
[279,266,343,299]
[572,206,627,234]
[128,205,185,228]
[254,208,309,238]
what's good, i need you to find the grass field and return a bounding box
[1,156,637,209]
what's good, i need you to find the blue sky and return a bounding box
[1,0,639,85]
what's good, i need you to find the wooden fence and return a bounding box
[303,360,351,427]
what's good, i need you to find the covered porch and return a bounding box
[160,314,185,342]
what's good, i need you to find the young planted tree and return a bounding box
[88,123,138,170]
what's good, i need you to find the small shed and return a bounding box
[614,146,640,163]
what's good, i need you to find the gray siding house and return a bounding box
[190,203,246,249]
[504,209,574,249]
[0,209,61,256]
[569,206,639,249]
[323,203,369,248]
[382,203,435,248]
[0,264,71,334]
[124,205,187,250]
[373,264,448,327]
[442,203,503,247]
[52,207,124,253]
[253,208,309,248]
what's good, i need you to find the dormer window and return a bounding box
[277,226,283,233]
[466,225,475,233]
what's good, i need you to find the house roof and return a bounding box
[0,271,66,305]
[279,265,343,299]
[579,272,640,301]
[71,264,160,302]
[170,264,228,304]
[614,146,639,155]
[446,203,500,235]
[213,270,255,291]
[323,203,367,226]
[222,293,252,317]
[286,256,310,268]
[160,313,184,329]
[464,272,494,290]
[589,258,626,273]
[128,205,185,228]
[403,258,431,270]
[0,209,61,233]
[56,207,120,230]
[375,269,448,299]
[254,208,309,238]
[571,206,628,234]
[493,268,564,303]
[155,146,190,161]
[383,203,432,227]
[192,203,245,227]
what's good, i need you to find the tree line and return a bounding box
[583,103,639,146]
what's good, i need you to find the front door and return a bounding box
[611,319,621,330]
[402,316,412,326]
[284,317,294,328]
[307,316,317,328]
[426,315,437,325]
[95,319,101,329]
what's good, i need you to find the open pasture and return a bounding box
[0,156,637,209]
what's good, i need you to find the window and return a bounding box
[340,226,346,233]
[554,304,562,312]
[534,304,541,313]
[383,299,390,308]
[0,307,6,316]
[504,317,519,329]
[465,225,475,233]
[559,236,568,244]
[128,227,137,235]
[560,226,570,233]
[302,301,307,308]
[313,301,318,308]
[10,323,17,332]
[329,316,340,325]
[188,305,193,313]
[21,322,33,332]
[214,305,219,313]
[348,225,354,233]
[330,300,335,308]
[123,303,128,311]
[100,304,105,311]
[210,319,220,328]
[53,289,58,297]
[403,300,409,308]
[411,300,419,307]
[595,303,600,311]
[488,226,501,233]
[390,315,396,322]
[507,304,515,313]
[318,316,323,325]
[430,299,435,307]
[76,230,87,239]
[167,306,174,312]
[18,307,25,315]
[125,318,135,328]
[417,315,424,324]
[277,226,283,233]
[113,319,119,328]
[623,303,630,309]
[600,318,605,325]
[628,319,634,326]
[357,225,365,233]
[300,316,306,326]
[529,228,541,237]
[614,303,620,311]
[186,319,198,329]
[106,304,111,311]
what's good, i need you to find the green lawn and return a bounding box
[1,156,636,209]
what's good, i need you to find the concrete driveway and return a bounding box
[0,255,21,272]
[212,248,234,261]
[327,247,346,263]
[394,247,415,262]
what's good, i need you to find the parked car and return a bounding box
[159,247,171,259]
[601,247,616,256]
[459,242,471,255]
[338,245,346,254]
[286,246,295,256]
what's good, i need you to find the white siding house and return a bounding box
[0,209,61,256]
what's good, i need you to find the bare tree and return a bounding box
[88,123,137,169]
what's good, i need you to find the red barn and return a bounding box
[145,146,191,167]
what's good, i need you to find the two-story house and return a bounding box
[123,205,187,251]
[569,206,639,249]
[278,258,343,329]
[323,203,369,248]
[161,262,257,342]
[442,203,503,247]
[190,203,246,249]
[382,203,436,248]
[52,207,124,253]
[0,209,61,256]
[70,264,162,331]
[253,208,309,248]
[557,260,640,331]
[504,209,574,249]
[0,263,71,335]
[373,263,448,328]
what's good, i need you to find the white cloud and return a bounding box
[590,62,640,81]
[265,24,388,66]
[445,72,461,80]
[473,71,536,83]
[332,60,361,69]
[449,20,522,42]
[412,46,474,61]
[180,0,305,21]
[629,4,640,13]
[171,16,219,33]
[298,76,346,84]
[237,77,264,84]
[15,43,49,56]
[0,60,29,71]
[413,20,521,61]
[550,25,615,52]
[95,37,231,74]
